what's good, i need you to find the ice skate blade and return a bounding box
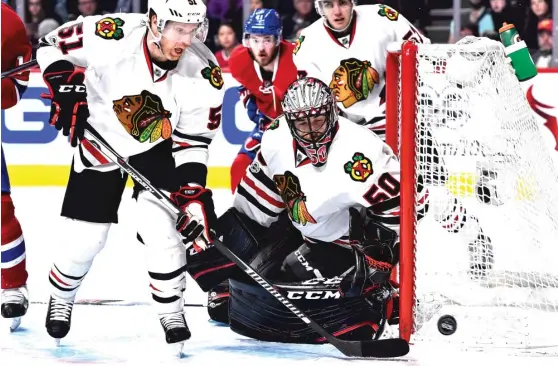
[9,317,21,332]
[54,338,61,347]
[168,341,185,358]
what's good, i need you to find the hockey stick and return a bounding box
[1,59,38,79]
[82,127,409,358]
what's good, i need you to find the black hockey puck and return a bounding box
[437,315,457,335]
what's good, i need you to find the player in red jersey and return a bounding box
[228,8,299,193]
[1,2,33,332]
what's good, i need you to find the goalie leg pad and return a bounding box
[185,208,266,292]
[228,277,385,344]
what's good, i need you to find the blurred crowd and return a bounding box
[2,0,555,68]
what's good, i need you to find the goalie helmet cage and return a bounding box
[385,38,558,349]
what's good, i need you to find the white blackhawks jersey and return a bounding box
[233,116,428,244]
[37,13,225,173]
[293,5,429,137]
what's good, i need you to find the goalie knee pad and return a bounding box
[228,277,385,344]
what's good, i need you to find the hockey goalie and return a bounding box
[184,77,428,343]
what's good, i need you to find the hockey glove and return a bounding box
[42,60,88,147]
[170,185,218,252]
[339,208,399,298]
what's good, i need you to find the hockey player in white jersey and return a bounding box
[182,77,428,343]
[36,0,224,346]
[293,0,493,276]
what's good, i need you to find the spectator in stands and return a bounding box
[24,0,62,52]
[522,0,552,50]
[460,22,480,38]
[214,22,239,69]
[250,0,263,12]
[282,0,319,42]
[449,0,494,43]
[66,0,106,20]
[489,0,517,30]
[532,19,556,68]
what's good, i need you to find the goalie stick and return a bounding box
[82,127,410,358]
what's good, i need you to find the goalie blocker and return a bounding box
[186,208,399,344]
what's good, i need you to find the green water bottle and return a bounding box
[499,22,538,81]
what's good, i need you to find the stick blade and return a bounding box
[337,338,410,358]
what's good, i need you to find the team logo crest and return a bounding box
[112,90,172,143]
[293,35,305,55]
[378,5,399,21]
[329,58,380,108]
[201,60,224,90]
[273,171,317,226]
[95,17,125,40]
[344,153,373,182]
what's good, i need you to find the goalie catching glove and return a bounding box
[170,185,218,252]
[41,60,88,147]
[339,208,400,298]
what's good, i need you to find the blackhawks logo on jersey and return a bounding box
[378,5,399,21]
[329,58,380,108]
[293,35,305,55]
[95,17,125,40]
[112,90,172,143]
[201,60,224,90]
[273,171,316,226]
[344,152,373,182]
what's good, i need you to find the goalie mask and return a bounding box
[282,77,339,167]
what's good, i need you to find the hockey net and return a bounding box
[386,37,558,349]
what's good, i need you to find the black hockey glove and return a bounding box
[170,185,218,252]
[339,208,399,298]
[42,60,88,147]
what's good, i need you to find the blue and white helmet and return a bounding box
[242,8,282,47]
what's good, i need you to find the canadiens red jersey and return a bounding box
[1,3,32,110]
[229,40,298,120]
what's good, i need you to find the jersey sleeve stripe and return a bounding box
[243,174,285,208]
[172,131,212,145]
[250,167,278,194]
[236,184,282,218]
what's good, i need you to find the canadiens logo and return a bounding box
[112,90,172,143]
[378,5,399,21]
[274,171,316,226]
[329,58,380,108]
[259,80,273,94]
[293,35,305,55]
[201,60,224,90]
[344,152,373,182]
[95,17,125,40]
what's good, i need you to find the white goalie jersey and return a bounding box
[36,13,225,174]
[293,5,429,137]
[233,115,428,244]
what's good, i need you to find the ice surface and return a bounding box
[2,188,558,365]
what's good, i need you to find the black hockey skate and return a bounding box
[45,295,74,343]
[160,312,191,344]
[1,287,29,331]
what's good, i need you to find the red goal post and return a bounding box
[385,40,418,343]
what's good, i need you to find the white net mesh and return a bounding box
[402,37,558,348]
